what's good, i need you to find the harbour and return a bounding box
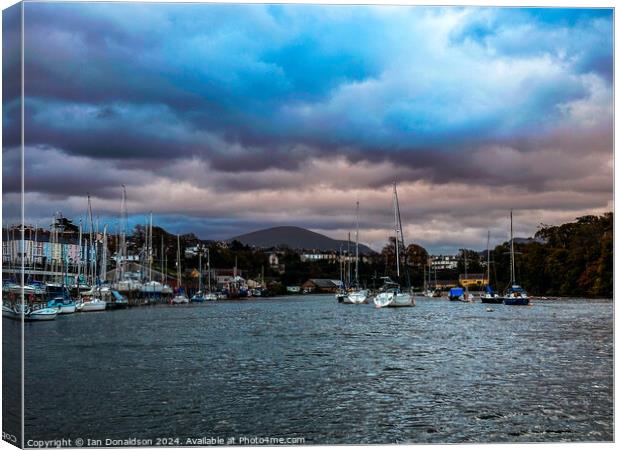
[5,294,613,444]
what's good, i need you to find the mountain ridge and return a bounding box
[229,226,376,255]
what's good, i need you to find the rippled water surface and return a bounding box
[15,295,613,444]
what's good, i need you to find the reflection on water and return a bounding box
[16,296,612,443]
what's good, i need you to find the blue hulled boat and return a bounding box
[500,211,531,306]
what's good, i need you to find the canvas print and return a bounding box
[2,2,613,447]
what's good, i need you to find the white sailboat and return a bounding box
[345,201,368,304]
[76,297,107,312]
[374,183,415,308]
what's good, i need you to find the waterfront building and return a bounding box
[430,255,459,270]
[300,278,342,293]
[458,273,488,288]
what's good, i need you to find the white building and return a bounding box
[430,255,459,270]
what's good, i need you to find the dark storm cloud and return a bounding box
[2,4,612,253]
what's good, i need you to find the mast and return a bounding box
[87,194,94,285]
[486,230,491,286]
[77,221,83,286]
[207,248,211,292]
[149,212,153,282]
[100,224,108,284]
[339,243,343,289]
[198,245,202,293]
[510,210,515,286]
[176,234,181,289]
[94,218,99,285]
[393,183,400,279]
[33,223,38,277]
[355,201,359,286]
[394,182,411,289]
[463,249,469,295]
[161,235,165,284]
[119,185,127,283]
[347,232,351,287]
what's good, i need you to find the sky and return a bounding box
[2,3,614,254]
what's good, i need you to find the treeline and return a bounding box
[489,213,612,297]
[127,213,612,297]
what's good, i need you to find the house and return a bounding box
[459,273,487,288]
[300,278,342,293]
[268,252,286,274]
[430,255,459,270]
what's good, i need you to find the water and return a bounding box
[8,296,614,444]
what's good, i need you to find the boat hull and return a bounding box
[502,297,530,306]
[374,292,414,308]
[57,304,77,314]
[481,296,503,304]
[171,296,189,304]
[345,290,368,304]
[80,301,107,312]
[27,308,58,321]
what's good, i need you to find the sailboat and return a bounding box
[373,183,415,308]
[481,230,502,304]
[462,250,474,302]
[171,234,189,304]
[500,211,530,306]
[191,245,208,303]
[423,259,436,297]
[345,201,369,304]
[335,244,347,303]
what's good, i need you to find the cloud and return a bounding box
[2,4,612,253]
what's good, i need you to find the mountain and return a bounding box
[229,226,376,255]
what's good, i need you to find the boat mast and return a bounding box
[486,230,491,286]
[393,183,400,279]
[176,234,181,289]
[355,201,360,287]
[149,212,153,282]
[87,194,94,285]
[393,182,410,288]
[161,235,165,284]
[510,210,515,286]
[198,245,202,293]
[207,248,211,292]
[339,243,343,289]
[463,249,469,295]
[119,185,127,283]
[77,221,83,287]
[347,232,351,287]
[32,225,36,282]
[100,224,108,284]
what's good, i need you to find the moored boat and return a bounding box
[480,231,502,304]
[77,298,107,312]
[345,289,369,304]
[190,292,207,303]
[345,201,368,305]
[448,287,464,301]
[499,211,531,306]
[501,285,530,305]
[373,183,414,309]
[171,293,189,304]
[47,296,77,314]
[26,306,59,321]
